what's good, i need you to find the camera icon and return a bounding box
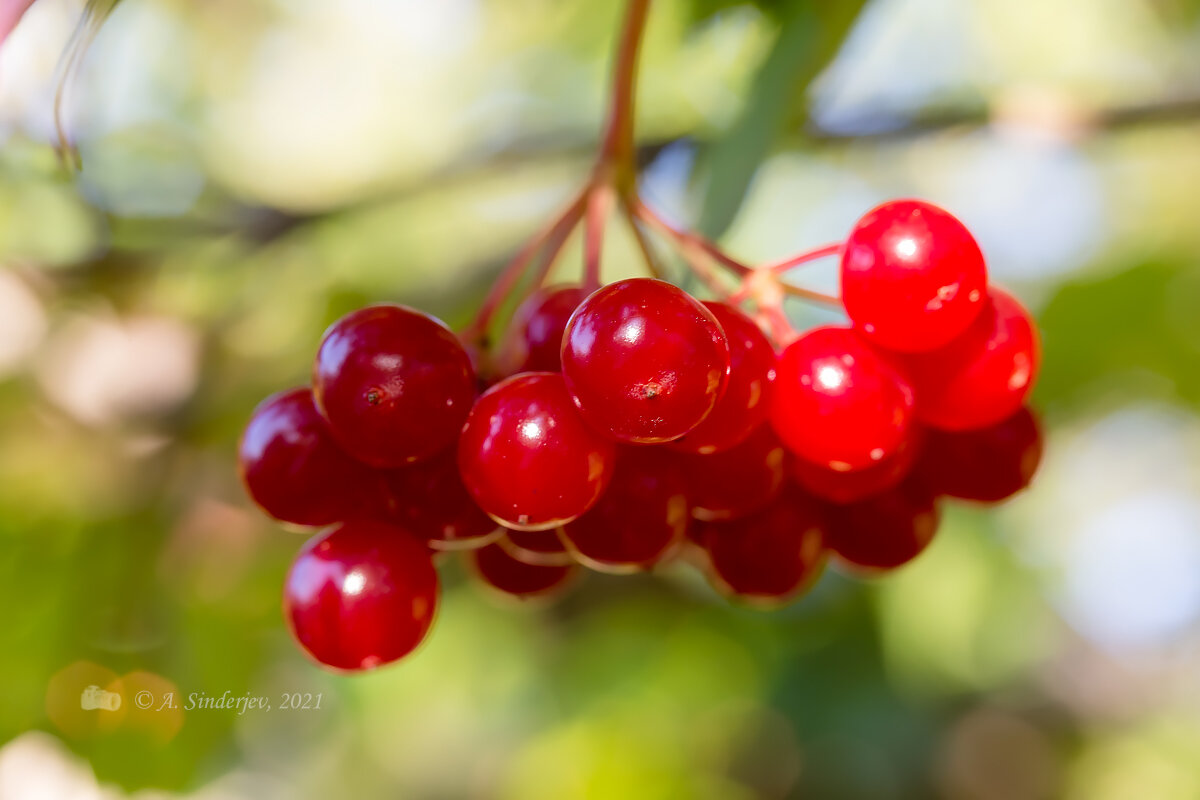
[80,685,122,711]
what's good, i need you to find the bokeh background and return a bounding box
[1,0,1199,797]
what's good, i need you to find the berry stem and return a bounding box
[758,304,798,346]
[525,197,585,291]
[598,0,652,188]
[766,242,842,273]
[780,283,842,307]
[633,199,751,276]
[463,192,587,343]
[632,200,736,297]
[622,201,665,280]
[583,184,616,291]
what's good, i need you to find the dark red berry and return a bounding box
[899,288,1040,431]
[560,446,689,573]
[382,449,500,551]
[699,493,826,607]
[498,528,573,567]
[770,326,915,471]
[284,521,438,671]
[313,305,476,467]
[917,406,1043,503]
[823,482,940,573]
[561,278,730,443]
[669,301,777,454]
[787,434,921,505]
[678,424,785,522]
[468,543,577,600]
[239,388,383,526]
[503,285,588,373]
[457,372,616,530]
[841,199,988,353]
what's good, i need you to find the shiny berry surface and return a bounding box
[678,424,785,522]
[313,304,476,467]
[823,483,940,573]
[841,199,987,353]
[284,521,439,671]
[507,285,587,373]
[770,326,915,471]
[700,493,826,607]
[499,528,573,566]
[561,278,730,443]
[469,543,577,600]
[787,434,921,505]
[561,446,689,573]
[457,372,616,531]
[239,388,383,526]
[382,449,499,550]
[669,301,777,454]
[918,406,1043,503]
[900,288,1040,431]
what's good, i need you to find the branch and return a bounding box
[802,94,1200,144]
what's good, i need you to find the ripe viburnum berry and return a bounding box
[699,493,826,607]
[899,288,1040,431]
[668,301,777,455]
[823,482,940,573]
[239,388,383,526]
[917,406,1042,503]
[504,284,587,373]
[676,423,785,522]
[313,305,476,467]
[381,449,500,551]
[561,278,731,443]
[457,372,616,531]
[787,434,921,505]
[841,199,988,353]
[770,326,915,472]
[468,543,577,600]
[560,446,689,573]
[284,521,438,671]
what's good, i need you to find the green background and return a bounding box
[1,0,1199,797]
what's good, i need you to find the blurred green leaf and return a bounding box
[696,0,866,237]
[1037,259,1200,415]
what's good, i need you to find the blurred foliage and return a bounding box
[1038,259,1200,416]
[695,0,868,237]
[0,0,1197,797]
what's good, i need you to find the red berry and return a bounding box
[678,424,785,522]
[823,483,940,573]
[841,199,988,352]
[382,449,500,551]
[504,285,587,373]
[284,521,438,671]
[498,528,573,566]
[457,372,616,530]
[560,446,689,573]
[668,302,777,454]
[787,434,921,505]
[899,288,1040,431]
[770,326,915,471]
[313,305,476,467]
[468,543,577,600]
[917,406,1043,503]
[561,278,730,443]
[239,388,383,526]
[699,493,826,607]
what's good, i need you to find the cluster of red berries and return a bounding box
[238,199,1042,673]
